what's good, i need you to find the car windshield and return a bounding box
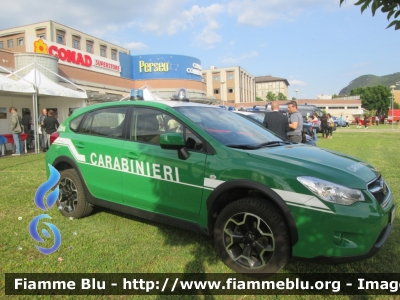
[175,106,286,148]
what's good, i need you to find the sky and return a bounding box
[1,0,399,99]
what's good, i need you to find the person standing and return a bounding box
[38,108,48,152]
[263,102,289,139]
[364,115,368,129]
[320,113,328,139]
[287,101,303,143]
[345,116,350,127]
[9,107,23,156]
[327,113,334,139]
[311,113,319,142]
[22,110,32,133]
[375,115,379,126]
[43,110,59,148]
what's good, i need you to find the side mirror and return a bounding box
[160,133,189,160]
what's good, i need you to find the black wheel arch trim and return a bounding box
[51,155,98,206]
[206,179,298,246]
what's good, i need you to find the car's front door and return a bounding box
[121,107,207,222]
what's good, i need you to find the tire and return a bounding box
[57,169,93,219]
[214,197,290,277]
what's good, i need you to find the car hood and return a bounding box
[247,144,379,189]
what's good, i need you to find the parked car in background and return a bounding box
[332,116,346,127]
[228,106,236,111]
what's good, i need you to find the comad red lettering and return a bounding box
[83,55,92,67]
[48,45,58,57]
[66,50,76,64]
[76,53,84,66]
[58,48,67,61]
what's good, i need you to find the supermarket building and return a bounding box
[0,20,211,103]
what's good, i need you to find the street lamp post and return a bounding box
[390,85,395,130]
[295,89,298,101]
[220,80,225,107]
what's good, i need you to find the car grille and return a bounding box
[368,176,391,208]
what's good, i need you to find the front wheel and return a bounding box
[214,197,291,277]
[57,169,93,219]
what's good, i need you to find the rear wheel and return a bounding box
[214,197,290,277]
[57,169,93,218]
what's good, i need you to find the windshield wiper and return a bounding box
[255,141,292,148]
[226,141,291,150]
[226,144,260,149]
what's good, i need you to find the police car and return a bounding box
[46,98,395,276]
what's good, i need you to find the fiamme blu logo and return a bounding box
[28,164,61,255]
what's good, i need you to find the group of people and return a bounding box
[262,101,304,143]
[8,107,59,156]
[318,113,335,139]
[262,101,341,143]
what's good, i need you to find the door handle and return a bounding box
[75,142,85,149]
[125,152,139,159]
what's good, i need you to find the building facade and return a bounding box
[0,20,211,103]
[255,76,289,100]
[202,66,255,105]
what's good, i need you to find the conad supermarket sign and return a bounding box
[28,37,121,76]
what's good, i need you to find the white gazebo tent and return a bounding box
[16,64,87,153]
[0,67,36,154]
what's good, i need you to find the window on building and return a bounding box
[213,75,220,81]
[228,88,234,93]
[57,34,64,44]
[347,106,359,109]
[72,39,80,49]
[214,89,220,94]
[228,74,234,80]
[7,39,13,48]
[37,34,46,39]
[100,47,106,57]
[328,107,345,109]
[111,50,117,60]
[86,42,93,53]
[0,41,3,49]
[17,38,24,46]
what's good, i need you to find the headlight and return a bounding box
[297,176,365,206]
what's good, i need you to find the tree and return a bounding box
[292,97,296,100]
[350,85,392,115]
[266,91,277,101]
[340,0,400,30]
[256,96,264,102]
[277,92,287,100]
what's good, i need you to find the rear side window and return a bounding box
[79,107,127,138]
[69,114,84,132]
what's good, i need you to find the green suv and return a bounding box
[46,100,395,276]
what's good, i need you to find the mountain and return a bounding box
[339,72,400,95]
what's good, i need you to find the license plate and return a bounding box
[390,206,396,225]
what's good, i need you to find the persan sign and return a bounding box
[28,37,121,76]
[131,55,202,81]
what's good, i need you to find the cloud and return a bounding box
[0,0,226,49]
[289,79,307,86]
[124,42,148,51]
[221,51,258,65]
[227,0,340,27]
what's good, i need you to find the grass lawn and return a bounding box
[1,125,399,299]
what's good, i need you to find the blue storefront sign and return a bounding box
[119,53,202,81]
